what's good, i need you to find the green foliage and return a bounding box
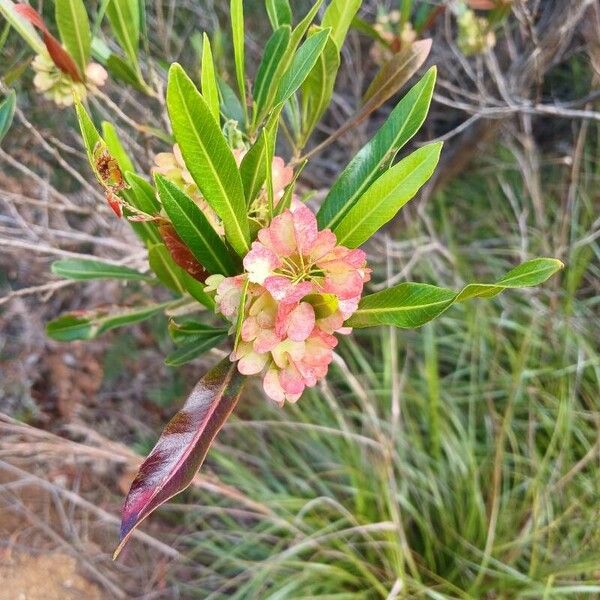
[230,0,247,123]
[167,63,250,256]
[348,258,564,328]
[333,141,442,247]
[51,258,154,282]
[275,27,331,106]
[265,0,291,30]
[166,320,229,366]
[47,302,171,341]
[318,67,437,230]
[321,0,361,51]
[155,174,238,276]
[55,0,91,75]
[106,0,139,67]
[253,25,290,119]
[200,33,220,123]
[0,89,15,145]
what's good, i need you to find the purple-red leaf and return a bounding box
[14,3,83,82]
[159,220,209,283]
[114,359,244,558]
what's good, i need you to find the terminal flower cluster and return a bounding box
[206,204,371,404]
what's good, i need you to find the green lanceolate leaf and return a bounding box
[123,172,162,245]
[155,174,238,276]
[240,135,266,205]
[47,301,172,341]
[167,64,250,256]
[168,320,228,344]
[321,0,361,51]
[218,77,245,125]
[317,67,436,231]
[254,0,324,124]
[106,0,139,67]
[266,0,292,29]
[275,27,331,106]
[124,172,160,215]
[148,243,185,294]
[165,333,227,367]
[102,122,135,174]
[347,258,564,329]
[55,0,91,75]
[201,33,220,123]
[333,142,443,248]
[51,258,154,282]
[74,101,101,168]
[254,26,291,119]
[230,0,247,123]
[299,30,340,147]
[0,90,16,145]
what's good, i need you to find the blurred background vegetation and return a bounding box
[0,0,599,598]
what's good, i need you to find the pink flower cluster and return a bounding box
[206,204,371,404]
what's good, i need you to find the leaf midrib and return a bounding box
[174,72,249,255]
[322,78,431,231]
[335,148,435,244]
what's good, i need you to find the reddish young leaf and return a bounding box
[14,3,83,82]
[362,39,432,111]
[114,359,244,558]
[467,0,498,9]
[159,220,209,283]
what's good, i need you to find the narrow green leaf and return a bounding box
[74,101,101,168]
[106,53,145,91]
[239,135,265,205]
[55,0,91,75]
[275,27,331,106]
[51,258,153,282]
[347,258,564,329]
[254,0,324,125]
[201,33,220,124]
[254,26,290,118]
[299,30,340,147]
[106,0,139,67]
[287,0,324,52]
[148,243,185,294]
[0,90,16,145]
[124,172,160,215]
[168,320,228,344]
[230,0,247,123]
[317,67,437,230]
[167,64,250,256]
[102,121,135,174]
[155,174,238,276]
[0,0,46,55]
[165,334,227,367]
[333,142,443,248]
[218,77,245,125]
[123,172,162,245]
[266,0,292,29]
[321,0,361,51]
[178,272,216,309]
[47,302,171,341]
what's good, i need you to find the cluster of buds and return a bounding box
[206,204,371,404]
[32,53,107,107]
[370,10,417,65]
[457,9,496,56]
[153,144,294,234]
